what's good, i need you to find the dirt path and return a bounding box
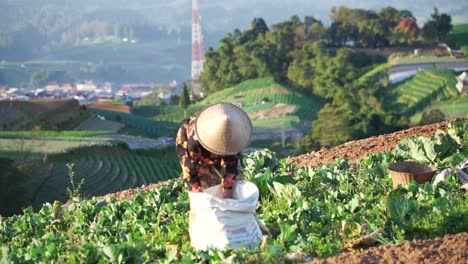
[312,232,468,264]
[288,119,462,168]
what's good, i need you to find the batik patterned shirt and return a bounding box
[175,117,241,190]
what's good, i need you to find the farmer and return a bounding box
[175,102,253,198]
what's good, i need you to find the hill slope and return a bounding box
[382,69,459,117]
[134,77,324,138]
[0,99,90,130]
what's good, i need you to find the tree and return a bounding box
[287,41,322,91]
[251,18,269,37]
[311,102,355,146]
[421,21,438,44]
[378,7,403,29]
[394,18,419,45]
[420,109,445,125]
[357,19,386,47]
[179,83,190,117]
[308,21,326,42]
[429,8,453,42]
[305,16,320,31]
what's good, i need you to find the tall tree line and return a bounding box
[201,6,453,95]
[199,5,452,148]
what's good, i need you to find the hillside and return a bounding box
[134,78,324,141]
[88,107,179,138]
[1,119,466,262]
[381,69,463,117]
[447,23,468,48]
[410,96,468,123]
[0,99,90,130]
[0,136,180,214]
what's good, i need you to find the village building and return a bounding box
[45,81,60,92]
[116,84,153,100]
[60,83,75,92]
[450,49,465,59]
[456,72,468,95]
[76,80,97,91]
[5,88,18,96]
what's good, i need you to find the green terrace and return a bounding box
[8,146,180,211]
[384,69,460,115]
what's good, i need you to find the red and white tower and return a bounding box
[191,0,204,97]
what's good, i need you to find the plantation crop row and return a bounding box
[0,130,113,138]
[447,23,468,47]
[202,78,323,121]
[89,108,178,138]
[29,148,181,208]
[391,69,458,115]
[1,121,467,262]
[0,138,112,159]
[410,96,468,123]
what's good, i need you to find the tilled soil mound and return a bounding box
[289,119,461,168]
[312,232,468,264]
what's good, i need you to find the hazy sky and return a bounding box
[165,0,468,31]
[150,0,466,47]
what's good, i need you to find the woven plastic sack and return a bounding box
[188,180,263,250]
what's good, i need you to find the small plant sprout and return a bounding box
[66,163,84,201]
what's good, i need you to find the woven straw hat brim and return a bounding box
[195,103,252,155]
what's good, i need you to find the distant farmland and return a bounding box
[134,78,324,136]
[447,23,468,48]
[87,102,131,113]
[89,108,179,138]
[383,69,460,116]
[0,99,90,130]
[2,140,180,213]
[28,146,180,208]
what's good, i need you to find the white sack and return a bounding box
[188,180,263,251]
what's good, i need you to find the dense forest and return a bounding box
[199,6,454,147]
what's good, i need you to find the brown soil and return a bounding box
[289,119,463,168]
[267,86,292,94]
[312,232,468,264]
[248,103,296,120]
[87,102,131,113]
[100,180,175,201]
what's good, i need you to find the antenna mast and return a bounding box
[191,0,205,97]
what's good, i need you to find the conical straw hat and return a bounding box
[195,102,253,155]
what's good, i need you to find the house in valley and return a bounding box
[456,72,468,95]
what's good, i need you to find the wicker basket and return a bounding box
[388,161,437,188]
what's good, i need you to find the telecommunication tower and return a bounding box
[191,0,204,97]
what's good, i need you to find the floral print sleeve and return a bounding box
[175,118,199,186]
[176,117,242,190]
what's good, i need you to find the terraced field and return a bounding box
[410,96,468,123]
[201,78,323,121]
[447,23,468,48]
[89,108,179,138]
[133,78,324,138]
[385,69,459,115]
[0,99,91,130]
[26,147,180,208]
